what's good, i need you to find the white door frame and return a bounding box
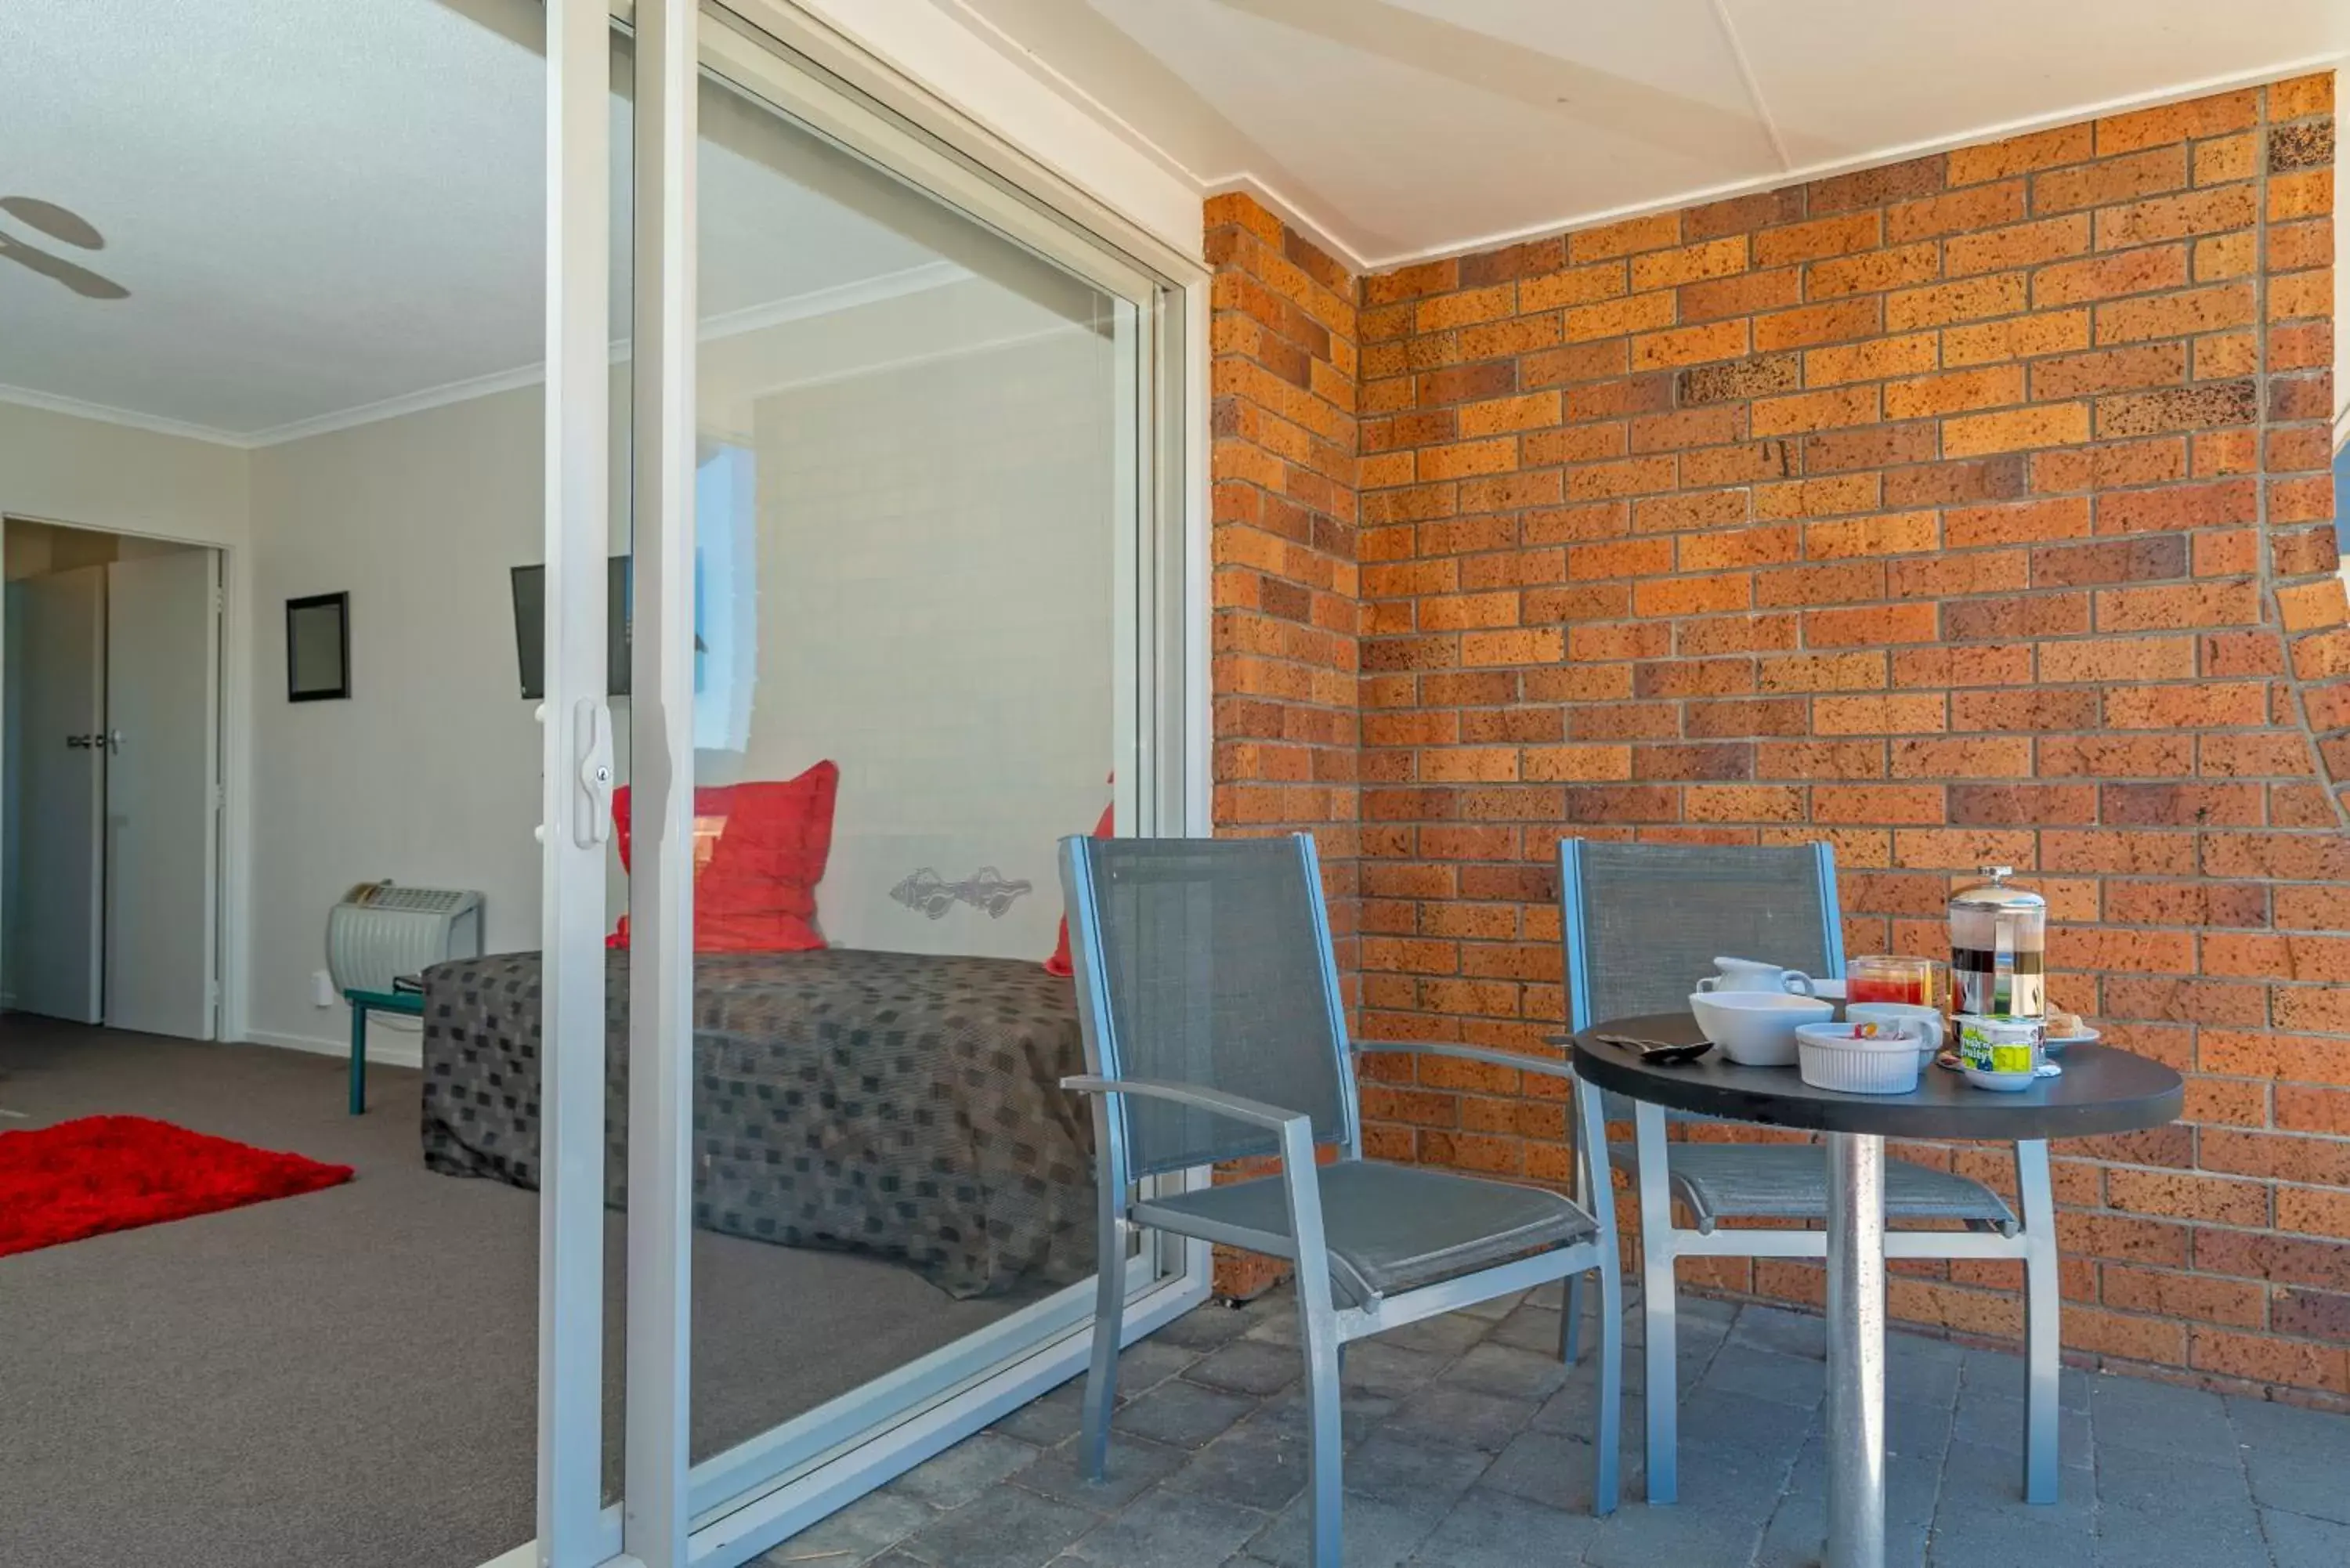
[514,3,1214,1567]
[624,2,698,1564]
[539,2,620,1566]
[0,520,238,1039]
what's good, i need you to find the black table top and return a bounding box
[1567,1013,2185,1141]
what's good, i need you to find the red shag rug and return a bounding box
[0,1115,354,1257]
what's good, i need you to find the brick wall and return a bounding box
[1206,192,1362,875]
[1206,193,1361,1296]
[1206,78,2350,1401]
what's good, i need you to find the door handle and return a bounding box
[572,698,613,848]
[65,733,94,749]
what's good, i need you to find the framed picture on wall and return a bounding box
[287,591,350,702]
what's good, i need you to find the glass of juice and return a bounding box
[1847,954,1934,1006]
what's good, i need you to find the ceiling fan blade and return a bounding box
[0,196,104,249]
[0,235,130,300]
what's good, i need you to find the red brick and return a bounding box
[1807,155,1947,215]
[2095,90,2258,155]
[1755,211,1881,267]
[1950,125,2095,185]
[2102,1266,2268,1330]
[2035,146,2190,213]
[2095,186,2259,250]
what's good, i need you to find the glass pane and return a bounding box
[672,61,1134,1475]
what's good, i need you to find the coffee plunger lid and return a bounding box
[1950,865,2045,912]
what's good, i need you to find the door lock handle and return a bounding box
[573,698,614,848]
[65,733,96,749]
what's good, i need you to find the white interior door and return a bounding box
[12,563,107,1023]
[102,548,219,1039]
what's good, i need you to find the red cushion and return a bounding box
[608,761,838,952]
[1045,797,1115,977]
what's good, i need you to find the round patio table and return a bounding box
[1571,1013,2183,1568]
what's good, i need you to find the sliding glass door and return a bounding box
[533,4,1200,1565]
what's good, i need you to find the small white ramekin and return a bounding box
[1796,1022,1925,1094]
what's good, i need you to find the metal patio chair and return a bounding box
[1556,838,2061,1506]
[1061,834,1622,1567]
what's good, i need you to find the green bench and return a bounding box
[345,986,425,1115]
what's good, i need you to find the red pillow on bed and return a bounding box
[1045,797,1115,977]
[608,761,839,952]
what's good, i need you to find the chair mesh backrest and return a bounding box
[1063,836,1350,1179]
[1564,840,1839,1031]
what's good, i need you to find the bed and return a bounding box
[418,946,1097,1299]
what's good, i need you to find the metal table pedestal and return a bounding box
[1826,1131,1886,1568]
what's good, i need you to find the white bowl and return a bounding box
[1689,990,1835,1066]
[1797,1021,1925,1094]
[1846,1002,1944,1056]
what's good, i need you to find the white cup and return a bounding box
[1847,1001,1945,1056]
[1697,956,1817,996]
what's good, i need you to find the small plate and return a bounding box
[2041,1027,2099,1057]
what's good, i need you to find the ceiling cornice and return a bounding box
[0,262,972,451]
[0,380,248,449]
[1281,52,2346,276]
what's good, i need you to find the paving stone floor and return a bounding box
[761,1284,2350,1568]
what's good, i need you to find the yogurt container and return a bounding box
[1955,1014,2041,1082]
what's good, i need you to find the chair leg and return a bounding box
[1562,1147,1591,1362]
[1593,1254,1622,1516]
[2018,1140,2060,1505]
[1295,1274,1345,1568]
[1634,1103,1678,1505]
[1078,1216,1126,1482]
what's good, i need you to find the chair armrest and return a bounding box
[1062,1076,1330,1272]
[1355,1039,1577,1082]
[1061,1075,1314,1136]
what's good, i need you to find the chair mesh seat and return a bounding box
[1607,1141,2017,1234]
[1139,1161,1596,1308]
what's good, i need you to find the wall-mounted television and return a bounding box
[511,557,631,700]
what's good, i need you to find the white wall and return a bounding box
[729,311,1116,959]
[244,386,554,1057]
[0,401,250,546]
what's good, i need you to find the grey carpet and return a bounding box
[0,1016,1047,1568]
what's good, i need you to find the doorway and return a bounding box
[515,6,1207,1564]
[2,516,223,1040]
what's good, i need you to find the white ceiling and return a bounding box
[2,2,2341,445]
[0,0,949,444]
[938,0,2348,272]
